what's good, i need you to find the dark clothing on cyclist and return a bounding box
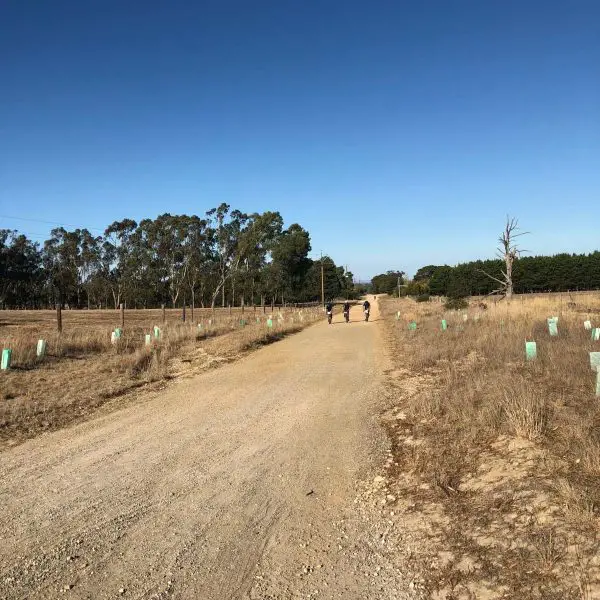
[325,302,333,313]
[363,300,371,311]
[343,302,351,313]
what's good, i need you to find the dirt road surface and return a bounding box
[0,299,419,600]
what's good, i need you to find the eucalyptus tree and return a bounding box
[0,229,42,308]
[236,211,284,307]
[182,215,212,312]
[133,214,194,308]
[268,223,311,303]
[79,229,102,309]
[103,219,138,308]
[205,203,248,309]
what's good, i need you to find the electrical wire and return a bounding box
[0,214,105,233]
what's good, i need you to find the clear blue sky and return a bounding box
[1,1,598,279]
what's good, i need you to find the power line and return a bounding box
[1,230,50,239]
[0,214,105,233]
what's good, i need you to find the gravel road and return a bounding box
[0,298,420,600]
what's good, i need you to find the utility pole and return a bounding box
[320,252,325,306]
[345,264,348,298]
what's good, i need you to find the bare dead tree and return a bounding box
[480,216,528,300]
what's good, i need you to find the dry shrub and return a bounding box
[530,527,567,573]
[4,335,39,368]
[501,382,549,440]
[553,478,596,522]
[139,348,170,382]
[53,330,110,357]
[579,441,600,477]
[125,347,170,382]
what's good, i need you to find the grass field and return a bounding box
[380,293,600,599]
[0,306,321,449]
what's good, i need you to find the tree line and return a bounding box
[0,205,356,309]
[412,252,600,297]
[370,271,405,295]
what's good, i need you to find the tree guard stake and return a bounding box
[1,349,11,370]
[590,352,600,396]
[525,341,537,361]
[37,339,47,358]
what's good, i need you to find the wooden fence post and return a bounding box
[56,303,62,333]
[162,304,166,324]
[182,303,186,323]
[120,303,125,329]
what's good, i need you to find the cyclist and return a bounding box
[325,301,333,324]
[363,299,371,321]
[342,300,351,322]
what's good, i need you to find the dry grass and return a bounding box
[380,293,600,599]
[0,306,321,448]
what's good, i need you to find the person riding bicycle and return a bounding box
[325,301,333,324]
[363,299,371,321]
[342,300,351,322]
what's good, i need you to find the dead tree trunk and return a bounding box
[480,216,528,300]
[504,240,514,299]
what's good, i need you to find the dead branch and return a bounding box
[477,269,505,287]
